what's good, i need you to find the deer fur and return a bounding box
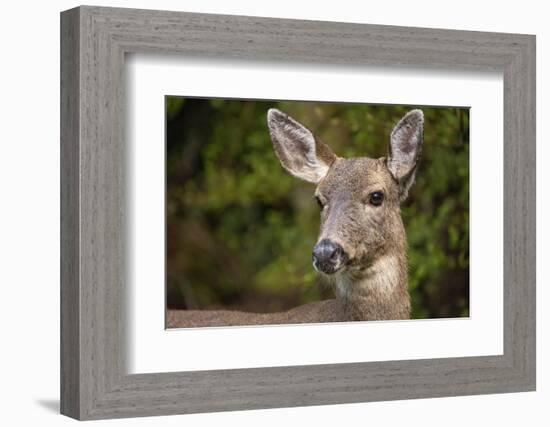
[167,108,423,328]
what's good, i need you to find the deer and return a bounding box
[167,108,424,328]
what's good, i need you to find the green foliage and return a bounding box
[166,98,469,318]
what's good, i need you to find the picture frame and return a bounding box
[60,5,535,420]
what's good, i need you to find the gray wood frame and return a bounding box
[60,5,536,420]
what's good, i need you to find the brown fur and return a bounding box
[167,109,423,328]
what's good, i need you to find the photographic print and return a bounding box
[165,98,469,328]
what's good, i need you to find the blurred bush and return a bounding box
[166,97,469,318]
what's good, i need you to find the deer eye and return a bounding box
[314,195,325,209]
[369,191,384,206]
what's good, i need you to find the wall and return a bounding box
[0,0,546,425]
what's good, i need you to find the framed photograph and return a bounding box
[60,5,535,420]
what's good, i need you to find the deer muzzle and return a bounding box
[312,239,349,275]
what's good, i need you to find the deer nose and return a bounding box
[312,239,347,275]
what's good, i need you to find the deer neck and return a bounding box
[334,250,410,321]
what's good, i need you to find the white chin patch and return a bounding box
[312,259,319,272]
[335,272,352,299]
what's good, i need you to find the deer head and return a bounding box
[267,108,423,277]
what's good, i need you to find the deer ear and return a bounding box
[267,108,336,183]
[387,109,424,201]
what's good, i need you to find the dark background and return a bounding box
[166,98,469,319]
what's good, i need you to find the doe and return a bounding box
[167,108,423,327]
